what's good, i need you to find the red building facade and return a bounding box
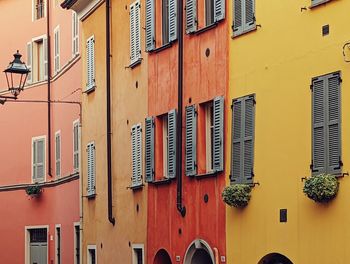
[0,1,81,263]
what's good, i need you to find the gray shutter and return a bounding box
[185,105,197,176]
[145,0,155,51]
[36,139,45,181]
[168,110,177,178]
[131,125,137,186]
[27,42,32,83]
[233,0,243,35]
[130,3,136,63]
[32,140,37,181]
[169,0,177,42]
[231,99,242,183]
[55,134,61,177]
[244,0,255,31]
[185,0,197,34]
[73,123,79,171]
[135,1,141,60]
[312,78,326,174]
[243,96,254,183]
[214,0,225,22]
[327,74,341,174]
[145,117,155,182]
[213,96,224,172]
[43,37,48,80]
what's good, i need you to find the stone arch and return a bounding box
[258,253,293,264]
[184,239,215,264]
[153,248,172,264]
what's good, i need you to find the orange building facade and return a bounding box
[0,0,81,263]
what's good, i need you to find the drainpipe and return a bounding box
[106,0,115,226]
[176,0,186,217]
[46,0,52,177]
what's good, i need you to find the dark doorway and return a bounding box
[154,249,172,264]
[258,253,293,264]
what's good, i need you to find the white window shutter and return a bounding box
[145,0,155,51]
[87,143,96,196]
[167,110,177,178]
[214,0,225,22]
[130,2,136,64]
[185,0,197,34]
[55,133,61,178]
[32,141,37,181]
[86,37,95,91]
[27,42,32,83]
[135,1,141,60]
[54,28,60,73]
[169,0,177,42]
[43,37,48,80]
[73,123,79,171]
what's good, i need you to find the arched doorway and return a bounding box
[258,253,293,264]
[184,239,215,264]
[153,249,172,264]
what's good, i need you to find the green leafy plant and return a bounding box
[303,174,339,203]
[222,184,252,208]
[25,185,42,197]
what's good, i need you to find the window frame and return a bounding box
[87,245,97,264]
[32,0,46,21]
[132,244,145,264]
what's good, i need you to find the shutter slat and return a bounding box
[145,117,155,182]
[213,96,224,172]
[169,0,177,41]
[185,0,197,34]
[185,105,197,176]
[214,0,225,22]
[145,0,155,51]
[168,110,177,178]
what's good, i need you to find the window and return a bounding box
[55,226,61,264]
[185,96,224,176]
[73,121,80,172]
[34,0,45,20]
[32,136,46,183]
[130,0,141,65]
[185,0,225,33]
[232,0,256,36]
[55,132,61,178]
[87,142,96,197]
[74,224,80,264]
[54,26,60,74]
[86,36,95,92]
[72,11,79,56]
[311,0,331,7]
[132,244,144,264]
[144,110,176,182]
[145,0,177,51]
[87,246,97,264]
[311,72,341,175]
[230,94,255,184]
[131,124,142,187]
[27,36,48,83]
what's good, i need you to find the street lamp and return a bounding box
[3,50,30,98]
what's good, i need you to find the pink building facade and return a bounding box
[0,1,81,263]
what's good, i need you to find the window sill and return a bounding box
[190,171,219,180]
[194,23,218,36]
[150,42,173,54]
[86,193,96,199]
[149,178,173,185]
[127,58,142,69]
[232,26,257,39]
[128,184,144,190]
[84,85,96,94]
[309,0,331,8]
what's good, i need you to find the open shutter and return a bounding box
[145,0,155,51]
[32,141,37,181]
[168,110,177,178]
[43,37,48,80]
[130,3,136,63]
[213,96,224,172]
[55,133,61,177]
[87,144,92,195]
[131,124,143,186]
[135,1,141,60]
[312,77,326,174]
[244,0,255,31]
[73,123,79,171]
[145,117,155,182]
[185,0,197,34]
[185,105,197,176]
[243,96,255,183]
[231,99,242,183]
[169,0,177,42]
[86,37,95,90]
[87,143,96,196]
[214,0,225,22]
[36,139,45,181]
[327,73,341,174]
[233,0,243,35]
[27,42,32,83]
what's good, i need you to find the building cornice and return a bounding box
[61,0,105,21]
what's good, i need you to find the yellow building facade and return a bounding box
[62,0,148,263]
[226,0,350,263]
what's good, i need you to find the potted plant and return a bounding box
[25,185,42,198]
[303,174,339,203]
[222,184,252,208]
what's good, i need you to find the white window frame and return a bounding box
[162,115,169,178]
[54,25,60,74]
[55,131,61,178]
[55,224,62,264]
[32,135,46,183]
[205,103,214,172]
[74,222,81,264]
[24,225,49,264]
[132,244,145,264]
[72,11,79,56]
[73,120,80,173]
[87,245,97,264]
[31,34,47,83]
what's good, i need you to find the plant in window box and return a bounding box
[222,184,252,208]
[25,185,42,198]
[303,174,339,203]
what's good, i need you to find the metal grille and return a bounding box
[75,226,80,263]
[30,228,47,243]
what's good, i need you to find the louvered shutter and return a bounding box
[231,99,242,183]
[145,0,155,51]
[32,140,37,181]
[168,110,177,178]
[36,139,45,181]
[214,0,225,22]
[130,3,136,63]
[54,29,60,73]
[87,143,96,196]
[213,96,224,172]
[145,117,155,182]
[43,37,48,80]
[135,1,141,60]
[185,0,197,34]
[55,133,61,177]
[86,37,95,91]
[327,74,341,173]
[27,42,32,83]
[311,0,327,6]
[312,78,326,174]
[73,123,79,171]
[233,0,255,36]
[169,0,177,42]
[243,96,254,182]
[185,105,197,176]
[131,124,143,186]
[244,0,255,31]
[233,0,243,35]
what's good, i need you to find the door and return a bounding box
[30,243,47,264]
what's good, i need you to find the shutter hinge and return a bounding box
[339,77,343,83]
[309,161,313,170]
[253,98,257,105]
[310,84,313,91]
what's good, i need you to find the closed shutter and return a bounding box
[168,110,177,178]
[33,138,45,182]
[55,133,61,178]
[54,28,60,73]
[145,117,155,182]
[131,124,143,186]
[213,96,224,172]
[130,3,136,63]
[27,42,32,83]
[87,143,96,196]
[32,140,37,181]
[169,0,177,42]
[130,1,141,64]
[185,105,197,176]
[145,0,155,51]
[185,0,197,34]
[73,123,79,171]
[244,0,255,31]
[43,37,48,80]
[214,0,225,22]
[72,12,79,55]
[233,0,255,36]
[135,1,141,60]
[231,95,255,184]
[86,37,95,91]
[233,0,243,35]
